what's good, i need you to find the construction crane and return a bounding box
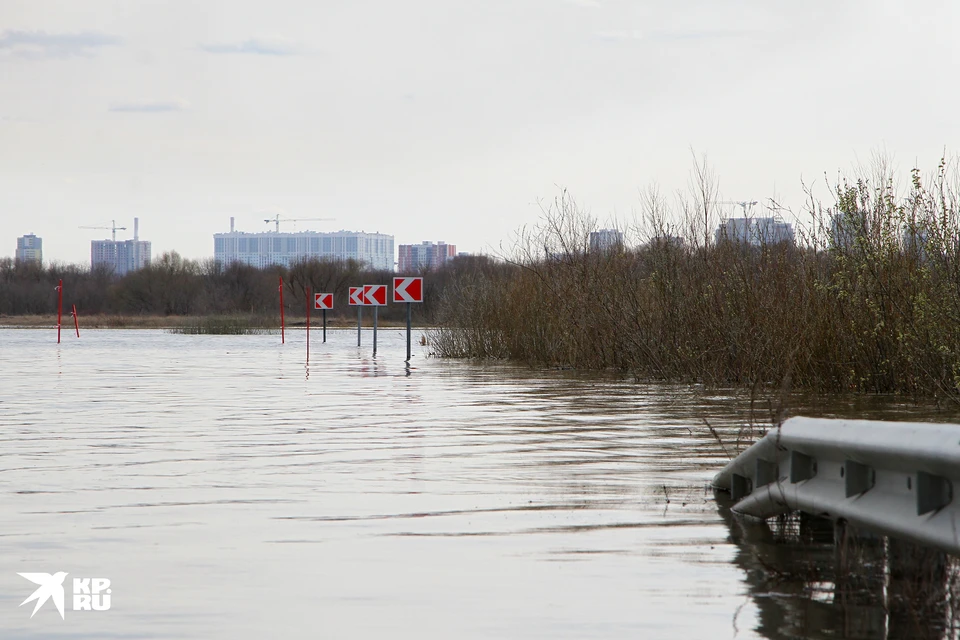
[717,201,758,217]
[79,220,127,241]
[263,215,335,233]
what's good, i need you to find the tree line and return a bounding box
[0,252,499,324]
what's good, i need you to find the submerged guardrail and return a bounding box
[712,417,960,556]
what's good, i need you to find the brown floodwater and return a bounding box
[0,328,957,639]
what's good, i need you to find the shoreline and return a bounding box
[0,314,417,330]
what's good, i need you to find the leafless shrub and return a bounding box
[431,155,960,404]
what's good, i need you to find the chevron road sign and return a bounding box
[348,287,364,305]
[393,277,423,303]
[314,293,333,310]
[362,284,387,306]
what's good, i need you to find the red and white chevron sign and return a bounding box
[393,277,423,303]
[314,293,333,310]
[348,287,364,306]
[362,284,387,306]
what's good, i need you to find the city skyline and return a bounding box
[2,1,959,266]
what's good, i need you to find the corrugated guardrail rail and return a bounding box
[712,417,960,556]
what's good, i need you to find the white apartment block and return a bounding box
[214,226,395,271]
[715,217,795,246]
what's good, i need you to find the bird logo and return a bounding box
[18,572,69,619]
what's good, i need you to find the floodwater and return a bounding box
[0,327,957,639]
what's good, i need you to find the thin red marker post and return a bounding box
[279,276,285,344]
[72,305,80,338]
[56,279,63,344]
[306,286,311,364]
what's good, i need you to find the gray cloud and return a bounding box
[109,100,189,113]
[0,30,121,58]
[199,38,300,56]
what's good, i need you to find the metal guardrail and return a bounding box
[712,416,960,556]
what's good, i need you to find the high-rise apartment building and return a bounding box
[15,234,42,263]
[91,218,151,275]
[397,241,456,273]
[714,217,795,246]
[214,220,395,271]
[589,229,624,252]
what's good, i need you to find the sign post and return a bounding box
[349,287,363,346]
[393,277,423,362]
[72,305,80,338]
[362,284,387,357]
[55,279,63,344]
[278,276,285,344]
[314,293,333,344]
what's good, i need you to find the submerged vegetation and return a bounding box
[430,156,960,405]
[168,315,275,335]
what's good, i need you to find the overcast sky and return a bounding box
[1,0,958,264]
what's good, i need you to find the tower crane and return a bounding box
[79,220,127,241]
[717,201,758,217]
[263,215,336,233]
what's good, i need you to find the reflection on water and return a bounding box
[717,492,960,639]
[0,327,957,639]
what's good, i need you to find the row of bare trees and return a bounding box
[0,253,499,323]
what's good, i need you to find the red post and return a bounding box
[72,305,80,338]
[57,279,63,344]
[306,286,311,364]
[279,276,285,344]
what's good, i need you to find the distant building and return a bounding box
[829,211,859,251]
[214,219,394,270]
[91,218,151,276]
[15,234,42,263]
[903,224,935,261]
[397,241,456,273]
[715,217,795,246]
[589,229,624,252]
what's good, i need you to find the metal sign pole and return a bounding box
[373,306,378,357]
[279,276,285,345]
[56,279,62,344]
[323,309,327,343]
[357,307,362,347]
[406,302,412,362]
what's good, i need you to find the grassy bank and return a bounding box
[430,159,960,405]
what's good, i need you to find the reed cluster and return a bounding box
[168,314,275,335]
[431,158,960,404]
